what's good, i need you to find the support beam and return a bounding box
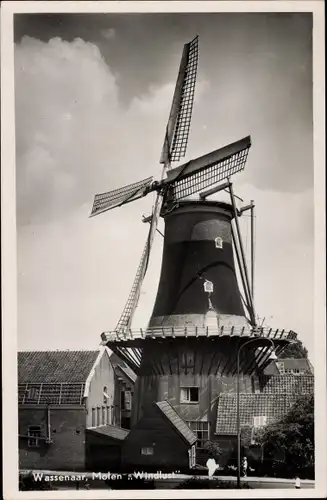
[167,349,173,375]
[250,200,255,302]
[207,348,218,376]
[111,346,140,375]
[199,181,231,199]
[228,182,256,325]
[215,342,227,375]
[239,201,254,214]
[231,225,253,320]
[224,189,243,203]
[142,215,164,237]
[193,346,197,375]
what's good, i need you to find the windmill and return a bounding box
[91,36,297,469]
[91,35,255,332]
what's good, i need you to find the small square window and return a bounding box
[141,447,154,455]
[180,387,199,403]
[28,426,41,447]
[204,280,214,293]
[215,237,223,249]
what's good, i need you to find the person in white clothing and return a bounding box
[206,457,219,477]
[295,476,301,489]
[242,456,248,477]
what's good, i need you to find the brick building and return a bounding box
[214,371,314,466]
[18,348,135,472]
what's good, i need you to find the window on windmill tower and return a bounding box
[180,387,199,403]
[204,280,214,293]
[215,237,223,249]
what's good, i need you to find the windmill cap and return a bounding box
[162,200,239,219]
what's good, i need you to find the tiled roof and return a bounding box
[260,374,314,394]
[215,393,299,435]
[155,400,197,446]
[110,353,137,383]
[87,425,129,441]
[18,350,99,384]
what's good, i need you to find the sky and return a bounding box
[14,12,314,356]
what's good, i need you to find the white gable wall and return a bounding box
[85,347,115,428]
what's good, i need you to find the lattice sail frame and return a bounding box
[90,176,153,217]
[115,164,168,333]
[115,237,149,333]
[163,136,251,202]
[160,35,199,165]
[173,147,248,201]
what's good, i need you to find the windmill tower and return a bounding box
[91,36,297,469]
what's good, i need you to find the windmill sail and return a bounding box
[115,194,163,333]
[163,136,251,201]
[160,35,198,165]
[114,36,199,332]
[90,176,153,217]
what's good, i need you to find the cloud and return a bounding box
[15,36,209,226]
[15,36,121,225]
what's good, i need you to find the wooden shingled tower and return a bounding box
[91,36,297,466]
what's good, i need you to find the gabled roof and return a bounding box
[18,350,99,384]
[87,425,129,441]
[215,393,299,435]
[155,400,197,446]
[276,358,313,373]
